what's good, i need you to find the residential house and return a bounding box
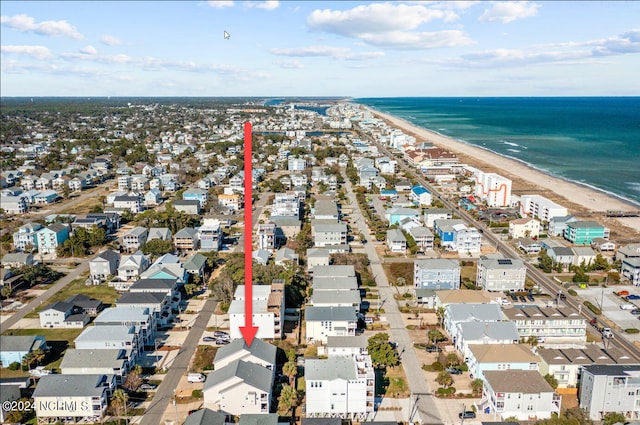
[144,188,162,206]
[564,221,610,245]
[183,188,208,208]
[548,215,577,237]
[0,335,48,367]
[385,207,420,226]
[537,345,635,389]
[122,227,148,252]
[547,246,575,271]
[173,199,200,215]
[408,226,434,252]
[147,227,172,242]
[312,276,358,292]
[467,344,540,381]
[203,360,273,416]
[270,217,301,238]
[12,222,43,251]
[414,259,460,290]
[306,248,331,272]
[410,185,432,206]
[116,291,170,327]
[481,370,560,421]
[184,409,226,425]
[502,307,587,345]
[579,365,640,421]
[33,190,58,205]
[516,238,542,255]
[184,253,207,282]
[288,157,306,171]
[115,250,149,286]
[257,223,278,251]
[74,325,142,361]
[617,243,640,261]
[310,289,361,312]
[36,223,70,254]
[89,250,120,284]
[312,265,355,278]
[219,193,242,211]
[39,301,89,328]
[113,195,142,214]
[229,284,284,340]
[444,303,505,344]
[476,255,527,292]
[305,306,357,344]
[415,288,437,309]
[1,252,35,268]
[433,219,464,246]
[312,222,347,247]
[94,307,156,347]
[174,227,199,251]
[386,229,407,253]
[591,238,616,252]
[213,338,277,371]
[313,200,339,220]
[32,374,115,424]
[519,195,568,222]
[274,247,299,266]
[60,349,130,383]
[509,218,541,239]
[456,322,520,361]
[198,218,223,252]
[305,355,375,420]
[622,257,640,286]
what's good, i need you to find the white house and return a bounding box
[444,303,505,343]
[480,370,561,421]
[476,255,527,292]
[502,307,587,345]
[519,194,568,222]
[509,218,541,239]
[579,364,640,421]
[305,306,357,344]
[229,284,284,340]
[89,250,120,284]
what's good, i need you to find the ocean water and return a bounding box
[355,97,640,207]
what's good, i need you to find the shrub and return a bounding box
[406,325,417,330]
[431,361,444,371]
[583,301,601,315]
[436,387,456,396]
[625,328,640,334]
[8,361,20,370]
[459,363,469,372]
[192,389,203,398]
[568,289,578,296]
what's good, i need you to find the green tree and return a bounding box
[527,335,539,348]
[471,378,484,396]
[31,349,45,366]
[445,353,459,368]
[589,253,610,271]
[277,384,298,416]
[183,283,198,296]
[141,239,174,257]
[110,388,128,422]
[603,412,626,425]
[538,249,553,273]
[367,333,400,368]
[428,329,445,345]
[1,285,12,299]
[572,268,588,284]
[544,373,558,389]
[283,360,297,386]
[436,371,453,388]
[503,417,519,423]
[436,306,445,326]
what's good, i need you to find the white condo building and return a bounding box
[519,195,568,222]
[473,169,512,207]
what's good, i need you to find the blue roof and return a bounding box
[411,185,429,195]
[380,190,397,195]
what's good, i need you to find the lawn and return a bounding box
[190,345,218,373]
[1,328,84,372]
[375,365,411,398]
[25,276,119,318]
[460,265,477,282]
[382,262,414,287]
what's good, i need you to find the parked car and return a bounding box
[203,336,216,342]
[215,339,230,345]
[631,309,640,315]
[519,296,527,303]
[620,303,636,310]
[29,366,51,377]
[187,373,206,383]
[213,331,229,338]
[510,293,518,302]
[140,383,157,391]
[627,294,640,300]
[459,411,476,419]
[527,294,535,302]
[615,290,630,296]
[446,367,462,375]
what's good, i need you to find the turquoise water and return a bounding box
[355,97,640,206]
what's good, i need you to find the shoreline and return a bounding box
[358,105,640,234]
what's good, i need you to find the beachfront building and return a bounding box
[476,255,527,292]
[472,169,512,207]
[622,258,640,286]
[519,195,568,222]
[509,217,541,239]
[502,306,587,345]
[414,259,460,290]
[579,365,640,421]
[564,221,610,245]
[467,344,540,382]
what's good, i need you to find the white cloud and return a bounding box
[207,1,234,8]
[1,45,52,60]
[269,45,384,61]
[275,59,304,69]
[79,45,98,55]
[0,14,83,39]
[100,34,126,46]
[479,1,540,24]
[360,30,473,50]
[247,1,279,10]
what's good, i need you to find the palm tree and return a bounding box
[110,389,128,424]
[21,352,34,370]
[1,285,12,299]
[446,353,459,368]
[526,335,539,348]
[436,371,453,388]
[277,384,297,416]
[471,379,484,396]
[436,306,445,326]
[282,361,297,386]
[31,349,45,366]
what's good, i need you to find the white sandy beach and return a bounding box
[365,107,640,234]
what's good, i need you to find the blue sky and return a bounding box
[1,1,639,97]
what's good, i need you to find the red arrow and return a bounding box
[240,121,258,346]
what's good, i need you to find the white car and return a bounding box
[620,303,636,310]
[29,366,51,377]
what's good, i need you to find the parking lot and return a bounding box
[574,284,640,344]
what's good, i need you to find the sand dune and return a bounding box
[365,107,640,233]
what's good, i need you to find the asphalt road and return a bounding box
[0,261,89,332]
[366,134,640,361]
[343,173,443,425]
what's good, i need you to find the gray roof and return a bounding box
[409,226,433,238]
[414,258,460,270]
[305,356,357,380]
[214,338,277,366]
[483,370,553,394]
[478,257,525,269]
[307,248,331,258]
[204,360,272,393]
[33,374,113,397]
[184,408,226,425]
[424,208,452,215]
[42,301,74,313]
[537,346,636,366]
[64,294,103,310]
[458,321,519,341]
[130,278,176,291]
[173,199,200,206]
[305,306,357,322]
[446,303,504,323]
[312,276,358,291]
[94,307,151,324]
[75,325,135,344]
[126,226,147,237]
[386,228,406,242]
[312,265,355,278]
[184,253,207,271]
[415,288,436,298]
[502,306,581,321]
[0,335,45,353]
[238,414,279,425]
[582,364,640,376]
[117,292,166,305]
[1,253,32,264]
[327,335,368,349]
[567,220,604,229]
[313,222,347,233]
[174,227,198,238]
[147,227,172,240]
[94,249,119,262]
[270,217,302,227]
[311,290,360,306]
[61,349,128,370]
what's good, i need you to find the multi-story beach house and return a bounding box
[36,223,70,254]
[305,306,357,344]
[509,217,541,239]
[229,284,284,340]
[122,227,148,252]
[467,344,540,382]
[579,365,640,421]
[312,222,347,247]
[198,218,222,251]
[386,229,407,253]
[472,169,512,207]
[476,255,527,292]
[12,222,43,251]
[564,221,610,245]
[502,307,587,345]
[414,258,460,290]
